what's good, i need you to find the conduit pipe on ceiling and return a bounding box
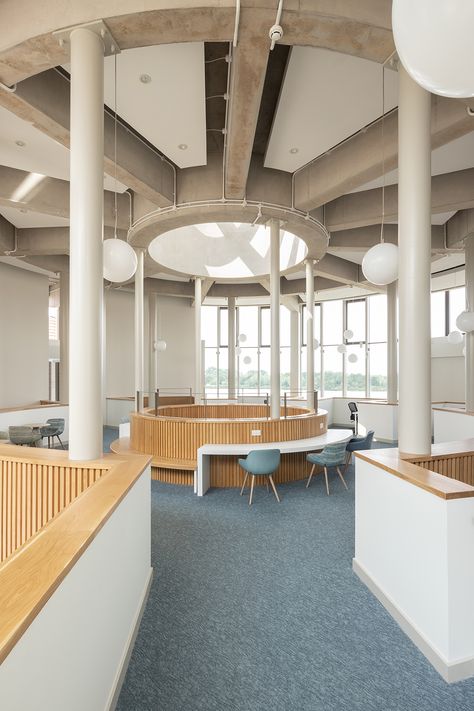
[233,0,240,48]
[0,80,16,93]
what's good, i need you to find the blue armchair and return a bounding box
[306,441,349,495]
[344,430,375,473]
[239,449,281,506]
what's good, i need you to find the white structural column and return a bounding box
[305,259,315,409]
[134,249,145,406]
[465,238,474,412]
[270,219,280,418]
[387,281,398,403]
[290,310,300,397]
[68,28,104,460]
[228,296,236,399]
[59,269,69,404]
[148,292,159,393]
[194,277,202,399]
[398,65,432,456]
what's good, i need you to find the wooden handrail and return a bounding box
[0,449,151,664]
[355,444,474,500]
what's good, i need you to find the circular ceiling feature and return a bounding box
[148,222,308,280]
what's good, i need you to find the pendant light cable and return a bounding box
[380,64,386,244]
[114,53,118,239]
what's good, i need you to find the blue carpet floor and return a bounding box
[116,449,474,711]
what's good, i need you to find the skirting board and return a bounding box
[107,567,153,710]
[353,559,474,683]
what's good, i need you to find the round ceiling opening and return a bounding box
[148,222,308,279]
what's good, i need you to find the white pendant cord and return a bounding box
[380,64,386,245]
[113,54,118,238]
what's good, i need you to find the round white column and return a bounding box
[228,296,236,399]
[194,277,202,400]
[465,238,474,412]
[270,219,280,419]
[387,281,398,403]
[398,65,432,457]
[290,309,300,397]
[59,269,69,404]
[68,28,104,460]
[305,259,315,409]
[134,248,145,407]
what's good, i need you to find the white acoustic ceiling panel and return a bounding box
[104,43,207,168]
[0,105,127,193]
[0,206,69,228]
[265,47,398,172]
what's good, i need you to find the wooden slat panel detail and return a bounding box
[414,454,474,487]
[0,456,108,564]
[151,467,194,486]
[210,453,314,488]
[130,407,327,464]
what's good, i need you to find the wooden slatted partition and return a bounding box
[411,453,474,486]
[0,451,110,564]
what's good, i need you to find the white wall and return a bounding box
[105,291,195,398]
[0,263,49,408]
[154,295,194,392]
[0,467,152,711]
[354,456,474,682]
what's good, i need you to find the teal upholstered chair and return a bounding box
[238,449,281,505]
[344,430,375,473]
[306,441,349,495]
[8,426,42,447]
[41,418,65,449]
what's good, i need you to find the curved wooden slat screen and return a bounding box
[130,405,327,487]
[0,448,110,564]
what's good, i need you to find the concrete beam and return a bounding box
[325,168,474,231]
[0,69,174,206]
[0,213,14,252]
[225,17,269,199]
[446,209,474,249]
[10,226,127,256]
[22,254,69,272]
[0,165,130,228]
[315,253,360,285]
[281,276,344,295]
[328,223,447,252]
[294,96,474,211]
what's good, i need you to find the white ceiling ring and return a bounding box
[128,200,329,282]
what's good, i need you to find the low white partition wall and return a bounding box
[0,450,152,711]
[0,403,69,442]
[357,401,398,443]
[354,445,474,682]
[433,407,474,444]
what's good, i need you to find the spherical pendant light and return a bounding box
[154,340,167,352]
[103,239,137,282]
[343,329,353,341]
[456,311,474,333]
[392,0,474,98]
[238,334,247,343]
[362,243,398,286]
[448,330,463,345]
[313,338,320,350]
[348,353,358,364]
[243,355,252,365]
[337,344,347,354]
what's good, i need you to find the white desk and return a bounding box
[195,428,353,496]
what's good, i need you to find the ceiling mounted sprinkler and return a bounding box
[269,0,284,50]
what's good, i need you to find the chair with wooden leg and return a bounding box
[238,449,281,506]
[306,441,350,495]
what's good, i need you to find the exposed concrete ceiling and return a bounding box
[0,0,473,298]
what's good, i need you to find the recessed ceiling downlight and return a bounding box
[15,140,26,147]
[289,147,299,154]
[139,73,152,84]
[178,143,188,150]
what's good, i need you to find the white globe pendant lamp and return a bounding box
[313,338,320,350]
[392,0,474,98]
[456,311,474,334]
[448,330,463,345]
[348,353,358,364]
[103,239,138,282]
[362,243,398,286]
[337,344,347,354]
[243,355,252,365]
[343,329,353,341]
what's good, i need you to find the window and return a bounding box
[431,291,446,338]
[202,305,228,397]
[48,307,59,341]
[429,286,466,337]
[449,287,465,333]
[367,295,387,398]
